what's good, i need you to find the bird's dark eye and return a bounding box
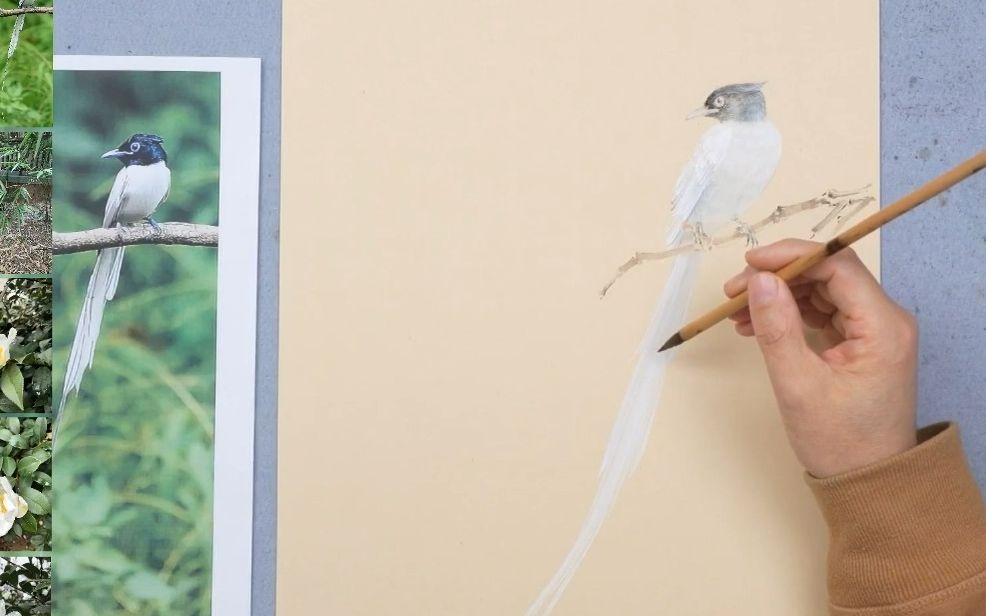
[130,142,141,152]
[713,96,725,108]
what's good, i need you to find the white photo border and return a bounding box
[54,55,261,616]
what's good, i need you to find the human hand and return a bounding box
[724,239,918,477]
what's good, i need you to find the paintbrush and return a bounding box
[659,148,986,352]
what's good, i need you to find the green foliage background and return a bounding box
[0,556,50,614]
[0,416,52,552]
[54,71,220,615]
[0,1,53,127]
[0,131,52,234]
[0,278,51,414]
[0,278,52,553]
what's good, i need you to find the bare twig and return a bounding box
[0,7,53,17]
[599,186,875,297]
[53,222,218,255]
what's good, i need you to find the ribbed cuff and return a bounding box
[806,422,986,609]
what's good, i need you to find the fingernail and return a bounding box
[749,273,778,306]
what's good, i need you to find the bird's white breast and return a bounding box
[690,121,781,229]
[115,161,171,223]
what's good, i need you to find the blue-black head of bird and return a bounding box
[687,82,767,123]
[101,133,168,167]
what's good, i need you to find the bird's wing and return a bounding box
[161,170,171,204]
[102,167,129,228]
[667,125,733,247]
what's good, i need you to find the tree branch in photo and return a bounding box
[599,185,875,297]
[0,7,53,17]
[53,222,219,255]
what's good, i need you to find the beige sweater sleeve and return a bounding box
[806,423,986,616]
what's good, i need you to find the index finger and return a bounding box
[743,239,885,316]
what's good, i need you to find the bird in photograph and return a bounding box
[527,83,781,615]
[56,133,172,430]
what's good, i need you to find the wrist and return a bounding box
[807,431,918,478]
[798,416,918,478]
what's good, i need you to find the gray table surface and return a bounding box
[55,2,281,614]
[881,1,986,491]
[56,1,986,614]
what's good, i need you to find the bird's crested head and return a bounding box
[101,133,168,166]
[687,82,767,123]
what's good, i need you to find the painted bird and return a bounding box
[527,83,781,614]
[57,134,172,427]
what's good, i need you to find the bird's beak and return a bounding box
[101,149,127,159]
[686,107,718,120]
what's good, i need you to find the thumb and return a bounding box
[747,272,812,380]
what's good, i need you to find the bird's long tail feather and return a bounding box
[55,246,126,430]
[526,252,701,616]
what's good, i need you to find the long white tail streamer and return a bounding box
[55,245,126,431]
[526,251,701,616]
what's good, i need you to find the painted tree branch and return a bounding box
[0,7,53,16]
[599,186,875,297]
[53,222,218,255]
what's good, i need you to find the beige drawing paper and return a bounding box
[279,2,879,614]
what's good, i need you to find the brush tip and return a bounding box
[658,332,684,352]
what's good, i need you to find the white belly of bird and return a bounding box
[116,161,171,223]
[692,121,781,231]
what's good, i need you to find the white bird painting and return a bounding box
[527,82,782,615]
